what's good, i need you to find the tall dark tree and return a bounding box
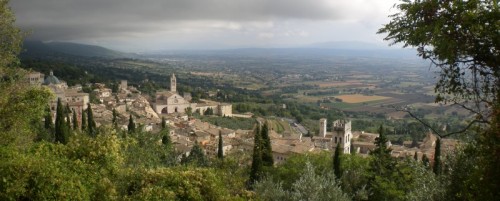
[261,123,274,166]
[413,151,418,161]
[44,105,53,130]
[128,114,135,133]
[81,108,87,131]
[333,142,342,179]
[86,103,96,137]
[112,108,118,128]
[433,138,441,175]
[217,131,224,160]
[72,109,77,130]
[54,98,68,144]
[249,124,263,186]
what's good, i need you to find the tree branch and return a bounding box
[390,105,487,139]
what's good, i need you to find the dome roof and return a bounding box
[43,71,61,85]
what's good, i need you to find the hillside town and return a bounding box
[28,70,457,165]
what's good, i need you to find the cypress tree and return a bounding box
[87,103,96,137]
[54,98,67,144]
[433,138,442,175]
[112,108,118,128]
[333,142,342,179]
[44,105,53,130]
[261,123,274,166]
[414,151,418,161]
[218,131,224,160]
[128,114,135,133]
[249,124,263,186]
[72,109,77,130]
[81,108,87,131]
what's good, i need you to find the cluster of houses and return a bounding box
[28,70,457,165]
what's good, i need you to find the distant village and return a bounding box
[27,70,458,164]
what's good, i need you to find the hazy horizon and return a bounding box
[11,0,401,52]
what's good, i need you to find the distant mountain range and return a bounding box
[21,41,135,59]
[303,41,391,50]
[21,40,420,60]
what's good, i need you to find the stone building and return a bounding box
[313,119,352,154]
[40,71,89,126]
[26,71,44,85]
[153,73,232,116]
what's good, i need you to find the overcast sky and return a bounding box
[10,0,401,52]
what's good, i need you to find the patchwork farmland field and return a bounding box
[334,94,390,103]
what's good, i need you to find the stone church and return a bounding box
[153,74,232,116]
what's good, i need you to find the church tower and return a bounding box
[170,73,176,92]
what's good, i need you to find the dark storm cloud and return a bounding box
[10,0,345,40]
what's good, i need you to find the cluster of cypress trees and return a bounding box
[249,121,274,186]
[48,99,97,144]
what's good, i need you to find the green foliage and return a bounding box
[0,144,93,200]
[378,0,500,105]
[255,162,350,201]
[339,154,370,200]
[0,0,22,67]
[253,177,287,201]
[269,152,333,190]
[261,123,274,166]
[123,130,169,168]
[182,141,209,167]
[123,167,228,200]
[0,74,52,146]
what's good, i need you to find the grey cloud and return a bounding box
[10,0,346,41]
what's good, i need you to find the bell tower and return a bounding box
[170,73,176,92]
